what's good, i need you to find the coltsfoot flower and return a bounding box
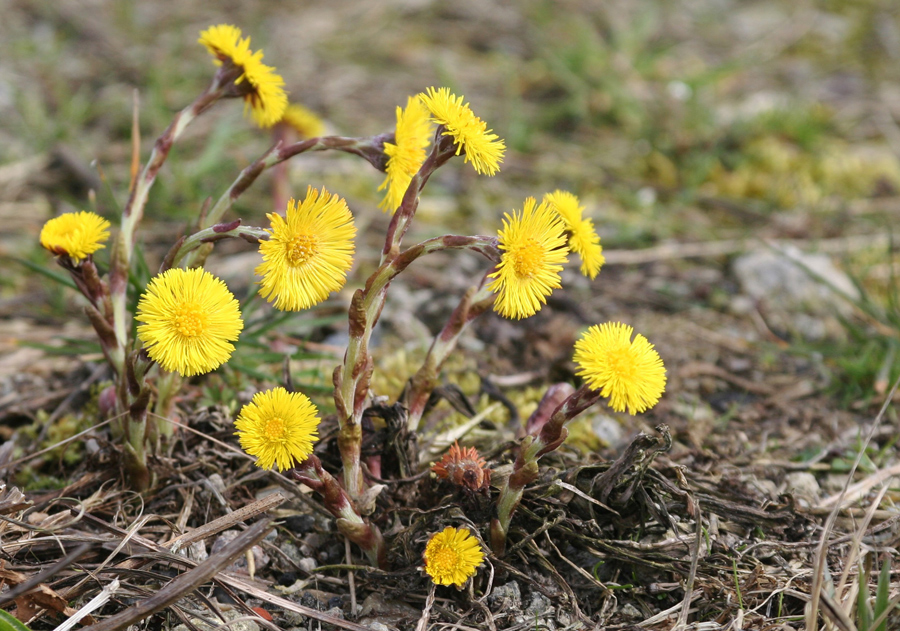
[235,387,320,471]
[198,24,288,128]
[40,211,111,262]
[281,103,326,138]
[574,322,666,414]
[256,187,357,311]
[488,198,569,319]
[419,87,505,176]
[136,268,243,377]
[378,96,432,213]
[423,526,485,587]
[198,24,247,64]
[543,190,604,279]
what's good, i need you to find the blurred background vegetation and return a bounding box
[3,0,900,412]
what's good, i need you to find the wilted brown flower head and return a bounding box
[432,441,491,492]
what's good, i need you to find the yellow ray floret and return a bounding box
[40,211,111,262]
[543,190,583,225]
[568,217,604,279]
[235,387,320,471]
[281,103,326,138]
[423,526,484,587]
[378,96,433,213]
[419,87,505,176]
[237,51,288,128]
[136,268,243,377]
[198,24,251,66]
[198,24,287,128]
[573,322,666,414]
[543,190,604,279]
[488,198,568,319]
[256,187,356,311]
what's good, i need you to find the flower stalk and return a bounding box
[120,349,155,490]
[327,130,480,500]
[334,235,498,498]
[162,221,269,272]
[152,370,181,437]
[381,131,456,263]
[490,385,600,555]
[101,80,225,487]
[290,455,386,568]
[403,275,496,433]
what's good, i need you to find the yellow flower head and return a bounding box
[235,387,320,471]
[487,198,568,319]
[543,190,583,225]
[423,527,484,587]
[419,87,505,176]
[543,190,604,279]
[198,24,288,128]
[40,211,111,262]
[136,268,243,377]
[256,187,356,311]
[378,96,433,213]
[281,103,326,138]
[574,322,666,414]
[568,219,604,279]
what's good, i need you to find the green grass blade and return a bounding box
[858,560,872,631]
[12,257,78,290]
[874,556,891,631]
[0,609,32,631]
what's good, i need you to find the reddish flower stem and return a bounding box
[290,456,386,568]
[490,385,600,555]
[403,272,496,432]
[334,235,498,498]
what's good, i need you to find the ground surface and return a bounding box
[2,1,900,629]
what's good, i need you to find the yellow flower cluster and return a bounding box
[574,322,666,414]
[488,198,569,320]
[235,387,320,471]
[281,103,326,138]
[379,96,433,213]
[198,24,287,128]
[423,526,484,587]
[420,87,505,176]
[543,190,604,279]
[40,211,111,262]
[135,268,243,377]
[256,187,357,311]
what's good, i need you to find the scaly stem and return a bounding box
[381,131,456,264]
[162,222,269,272]
[105,80,223,487]
[330,133,468,499]
[290,456,386,568]
[120,350,154,490]
[335,235,499,499]
[490,385,600,555]
[152,370,181,438]
[404,276,496,432]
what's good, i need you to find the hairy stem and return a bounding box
[162,222,269,272]
[490,385,600,555]
[290,456,386,568]
[404,275,496,432]
[105,80,223,487]
[334,235,498,498]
